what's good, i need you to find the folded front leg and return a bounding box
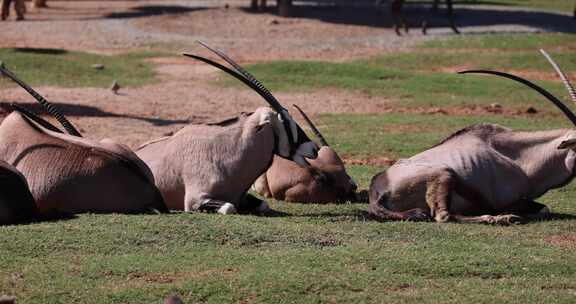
[237,193,274,215]
[184,191,237,215]
[425,170,524,225]
[197,198,237,215]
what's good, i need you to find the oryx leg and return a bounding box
[445,0,459,34]
[237,193,273,215]
[184,191,237,215]
[425,170,522,225]
[500,200,551,222]
[422,0,459,35]
[369,204,431,221]
[390,0,408,36]
[252,174,272,198]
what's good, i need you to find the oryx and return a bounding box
[369,50,576,224]
[253,104,358,203]
[0,66,167,214]
[0,160,38,225]
[136,41,320,215]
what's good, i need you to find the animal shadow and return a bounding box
[0,102,190,127]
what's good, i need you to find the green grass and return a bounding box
[0,48,164,88]
[3,27,576,304]
[316,112,573,159]
[407,0,571,12]
[225,56,572,108]
[469,0,574,12]
[217,33,575,109]
[420,33,576,50]
[3,111,576,303]
[2,183,576,303]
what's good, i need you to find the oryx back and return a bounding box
[0,111,165,214]
[137,108,276,210]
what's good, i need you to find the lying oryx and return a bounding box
[0,66,167,214]
[136,41,319,215]
[369,50,576,224]
[0,160,39,225]
[253,104,358,203]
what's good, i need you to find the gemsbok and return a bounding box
[0,159,38,225]
[253,104,358,203]
[369,50,576,224]
[0,66,167,214]
[136,41,320,215]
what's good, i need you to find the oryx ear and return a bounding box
[558,138,576,150]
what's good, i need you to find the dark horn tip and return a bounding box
[457,70,479,74]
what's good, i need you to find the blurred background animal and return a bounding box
[1,0,25,21]
[379,0,459,35]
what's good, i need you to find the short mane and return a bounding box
[431,123,510,148]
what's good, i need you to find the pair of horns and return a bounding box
[0,65,82,137]
[460,49,576,126]
[184,41,332,148]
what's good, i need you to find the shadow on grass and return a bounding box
[103,5,207,19]
[0,102,191,127]
[292,209,576,224]
[242,1,575,33]
[12,48,68,55]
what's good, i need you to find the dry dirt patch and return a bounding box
[544,235,576,249]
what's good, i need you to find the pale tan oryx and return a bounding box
[369,50,576,224]
[0,159,39,225]
[0,66,168,214]
[253,104,358,203]
[135,41,320,215]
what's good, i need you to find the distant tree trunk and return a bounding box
[33,0,47,8]
[277,0,292,17]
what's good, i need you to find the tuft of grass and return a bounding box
[0,48,166,88]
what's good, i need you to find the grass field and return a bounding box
[458,0,573,12]
[2,29,576,304]
[233,33,576,110]
[0,48,161,89]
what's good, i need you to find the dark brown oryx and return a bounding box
[253,104,358,203]
[135,41,320,215]
[0,66,167,214]
[0,160,38,225]
[369,50,576,224]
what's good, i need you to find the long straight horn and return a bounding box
[10,103,64,134]
[540,49,576,102]
[459,70,576,126]
[293,104,329,146]
[181,53,288,115]
[0,66,82,137]
[196,40,286,114]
